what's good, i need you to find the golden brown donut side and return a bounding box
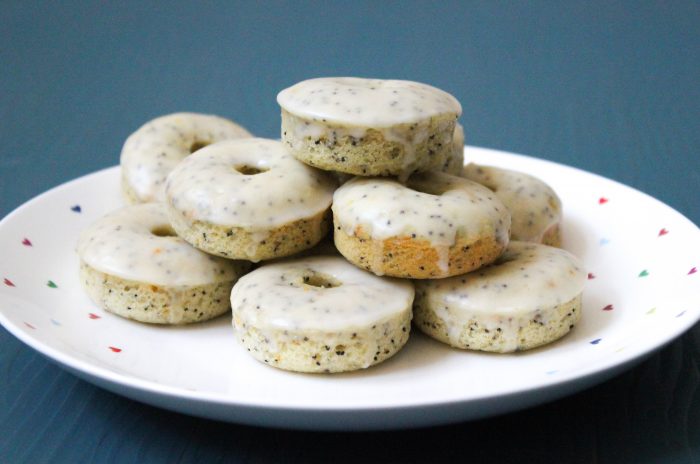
[333,221,507,279]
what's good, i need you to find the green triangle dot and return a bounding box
[47,280,58,288]
[638,270,649,277]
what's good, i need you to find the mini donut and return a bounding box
[277,77,462,179]
[77,203,246,324]
[332,171,511,279]
[120,112,252,204]
[231,256,414,373]
[413,241,586,352]
[462,163,563,246]
[441,122,465,176]
[165,138,337,262]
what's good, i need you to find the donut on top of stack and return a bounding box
[277,77,462,179]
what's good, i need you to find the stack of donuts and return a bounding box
[77,77,586,374]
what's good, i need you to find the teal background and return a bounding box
[2,1,699,462]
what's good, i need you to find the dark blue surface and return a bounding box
[2,1,700,462]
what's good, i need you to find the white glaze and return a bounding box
[77,203,238,286]
[231,256,414,333]
[332,171,511,247]
[462,163,562,243]
[120,112,252,203]
[416,241,586,350]
[165,138,336,228]
[277,77,462,127]
[442,122,465,175]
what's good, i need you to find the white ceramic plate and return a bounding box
[1,147,699,430]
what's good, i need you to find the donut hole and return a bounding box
[189,140,211,153]
[234,164,269,176]
[301,272,342,289]
[151,225,177,237]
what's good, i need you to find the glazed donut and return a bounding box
[413,241,586,352]
[441,122,465,176]
[332,171,511,279]
[77,203,245,324]
[165,138,337,262]
[120,112,252,203]
[462,163,563,246]
[231,256,414,373]
[277,77,461,179]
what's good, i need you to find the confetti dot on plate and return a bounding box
[50,319,61,326]
[676,311,686,318]
[590,338,602,345]
[587,272,596,280]
[598,197,609,204]
[638,270,649,277]
[21,238,32,247]
[658,228,669,237]
[689,267,697,275]
[108,346,122,353]
[24,322,36,330]
[599,238,610,246]
[88,313,101,319]
[646,307,656,315]
[47,280,58,289]
[3,278,15,287]
[546,370,558,375]
[602,304,614,311]
[71,205,82,213]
